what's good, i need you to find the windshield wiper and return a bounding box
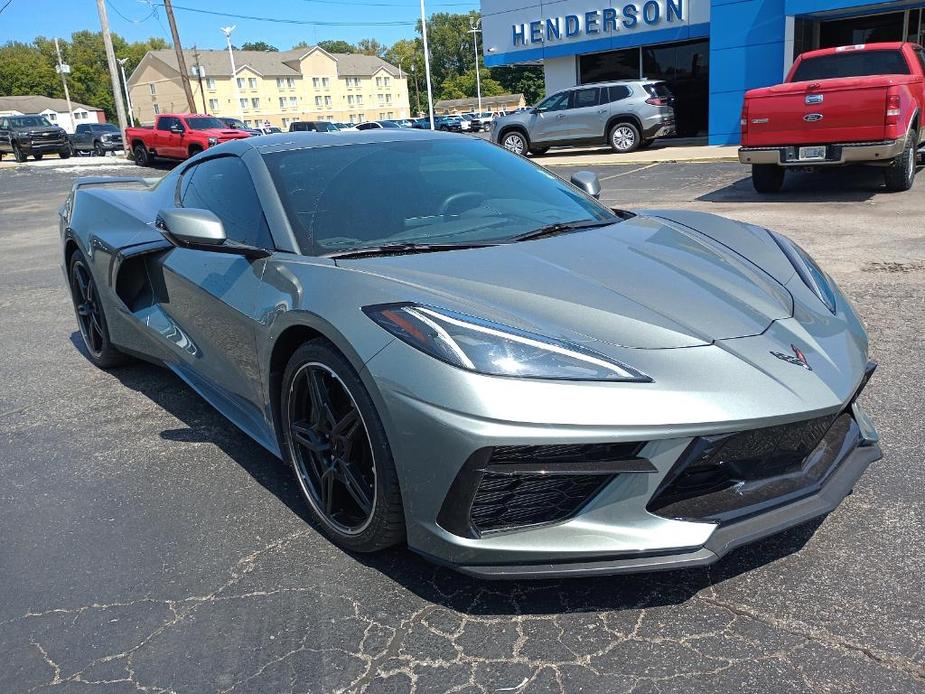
[324,241,497,259]
[513,219,614,242]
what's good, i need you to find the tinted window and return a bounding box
[914,48,925,74]
[570,88,600,108]
[157,117,177,131]
[536,92,569,112]
[187,117,225,130]
[607,85,631,102]
[580,48,639,82]
[76,124,90,133]
[10,115,53,128]
[179,156,273,249]
[263,139,617,256]
[792,50,910,81]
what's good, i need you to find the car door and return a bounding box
[563,86,606,141]
[530,91,571,143]
[148,154,274,441]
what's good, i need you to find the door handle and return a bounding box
[555,114,566,119]
[598,109,608,114]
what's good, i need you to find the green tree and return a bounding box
[0,41,58,96]
[316,39,356,54]
[240,41,278,52]
[440,68,504,101]
[488,64,546,105]
[356,38,386,57]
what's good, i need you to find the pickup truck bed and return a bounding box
[739,42,925,193]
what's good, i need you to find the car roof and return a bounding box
[242,128,464,155]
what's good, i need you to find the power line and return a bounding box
[160,3,417,26]
[105,0,154,24]
[295,0,473,6]
[0,0,16,16]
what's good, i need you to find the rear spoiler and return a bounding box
[61,176,159,224]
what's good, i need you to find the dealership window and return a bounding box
[579,48,639,83]
[819,11,904,48]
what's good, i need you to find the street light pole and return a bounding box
[468,18,483,115]
[95,0,128,134]
[220,26,244,121]
[419,0,435,129]
[411,63,420,116]
[116,58,135,126]
[53,38,74,133]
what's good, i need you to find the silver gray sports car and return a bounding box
[60,130,881,578]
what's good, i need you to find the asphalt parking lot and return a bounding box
[1,155,923,693]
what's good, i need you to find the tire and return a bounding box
[67,250,130,369]
[33,153,43,161]
[59,147,71,159]
[93,141,105,157]
[13,143,27,163]
[281,341,405,553]
[529,146,549,156]
[188,145,203,158]
[884,136,916,192]
[132,144,149,167]
[751,164,785,193]
[501,130,528,156]
[608,122,640,153]
[0,152,4,161]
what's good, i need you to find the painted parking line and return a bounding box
[598,162,661,181]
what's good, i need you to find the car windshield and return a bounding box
[92,124,120,132]
[378,121,401,128]
[792,49,910,81]
[223,119,247,128]
[10,116,53,128]
[264,138,618,256]
[186,117,227,130]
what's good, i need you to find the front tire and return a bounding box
[281,341,405,553]
[751,164,785,193]
[59,147,71,159]
[608,122,640,153]
[33,152,43,161]
[884,136,916,192]
[13,144,27,162]
[93,141,105,157]
[132,144,149,167]
[68,250,130,369]
[501,130,528,156]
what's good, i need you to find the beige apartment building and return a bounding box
[127,46,410,127]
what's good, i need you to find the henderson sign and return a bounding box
[511,0,685,47]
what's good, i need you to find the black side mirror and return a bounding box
[570,171,601,199]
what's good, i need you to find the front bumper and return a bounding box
[739,139,905,166]
[20,138,68,153]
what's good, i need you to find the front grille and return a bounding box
[470,473,612,534]
[491,442,643,466]
[648,413,859,523]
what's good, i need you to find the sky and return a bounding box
[0,0,481,50]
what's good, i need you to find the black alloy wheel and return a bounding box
[133,144,149,167]
[68,251,128,368]
[282,342,404,552]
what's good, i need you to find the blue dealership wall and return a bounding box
[708,0,787,144]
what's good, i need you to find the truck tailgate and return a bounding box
[744,78,888,146]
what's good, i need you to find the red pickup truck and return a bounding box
[739,42,925,193]
[126,114,251,166]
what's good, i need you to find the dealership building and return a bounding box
[481,0,925,144]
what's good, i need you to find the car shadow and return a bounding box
[71,332,825,616]
[698,164,907,203]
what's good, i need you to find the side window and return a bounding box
[915,47,925,74]
[157,117,175,132]
[536,92,569,112]
[0,118,8,130]
[570,88,601,109]
[179,156,274,249]
[607,85,631,102]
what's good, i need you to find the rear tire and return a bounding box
[68,250,130,369]
[133,144,149,167]
[884,136,916,192]
[33,153,43,161]
[281,341,405,553]
[751,164,785,193]
[608,122,640,153]
[59,147,71,159]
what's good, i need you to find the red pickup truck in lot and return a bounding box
[126,114,251,166]
[739,42,925,193]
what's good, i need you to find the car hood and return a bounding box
[337,215,794,350]
[200,129,251,139]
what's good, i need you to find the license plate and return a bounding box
[798,146,826,161]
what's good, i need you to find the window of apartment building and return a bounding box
[346,77,360,88]
[356,114,365,123]
[385,94,392,104]
[377,93,384,104]
[206,78,216,90]
[279,96,286,109]
[375,76,382,87]
[236,77,245,89]
[322,77,330,88]
[324,95,332,107]
[149,83,156,95]
[276,78,284,89]
[282,117,291,127]
[209,98,220,111]
[248,78,257,89]
[315,96,322,107]
[251,97,260,109]
[312,77,320,88]
[387,112,393,118]
[240,98,248,111]
[153,104,160,115]
[347,95,355,105]
[379,112,386,119]
[384,77,391,87]
[357,95,363,105]
[289,96,297,107]
[287,77,296,88]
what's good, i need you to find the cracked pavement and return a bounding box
[1,160,923,693]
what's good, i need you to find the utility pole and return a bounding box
[95,0,128,134]
[221,26,244,120]
[419,0,435,129]
[468,18,483,115]
[192,46,208,112]
[411,63,420,116]
[53,38,74,133]
[116,58,135,126]
[163,0,197,112]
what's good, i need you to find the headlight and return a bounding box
[769,231,836,313]
[364,303,651,382]
[207,137,218,146]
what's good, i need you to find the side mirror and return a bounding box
[571,171,601,199]
[157,208,226,246]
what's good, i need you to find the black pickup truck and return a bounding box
[0,114,70,162]
[69,123,124,156]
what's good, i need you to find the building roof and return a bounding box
[0,94,101,114]
[137,47,401,81]
[435,93,525,110]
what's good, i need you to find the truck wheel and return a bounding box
[751,164,785,193]
[12,144,26,163]
[133,144,149,167]
[884,137,916,192]
[33,153,43,161]
[188,145,203,158]
[59,147,71,159]
[93,141,105,157]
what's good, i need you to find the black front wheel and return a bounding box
[281,341,405,553]
[133,144,149,167]
[33,152,43,161]
[68,251,130,368]
[94,141,105,157]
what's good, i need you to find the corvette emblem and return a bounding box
[770,345,812,371]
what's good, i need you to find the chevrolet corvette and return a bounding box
[60,130,881,578]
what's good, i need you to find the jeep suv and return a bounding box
[491,81,675,155]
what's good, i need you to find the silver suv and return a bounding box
[491,81,675,155]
